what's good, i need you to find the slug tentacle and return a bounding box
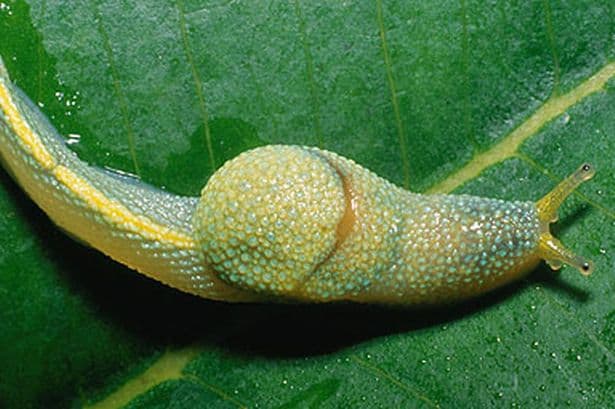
[535,163,595,276]
[536,163,595,223]
[0,56,596,305]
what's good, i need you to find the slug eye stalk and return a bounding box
[535,163,595,276]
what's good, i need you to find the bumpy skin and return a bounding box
[0,57,546,305]
[0,58,252,302]
[196,146,541,304]
[194,146,346,299]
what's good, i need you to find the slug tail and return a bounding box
[535,163,595,276]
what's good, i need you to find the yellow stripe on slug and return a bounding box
[53,166,195,249]
[0,74,194,250]
[0,78,56,170]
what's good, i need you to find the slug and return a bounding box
[0,57,595,305]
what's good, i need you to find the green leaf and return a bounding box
[0,0,613,408]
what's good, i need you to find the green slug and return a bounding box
[0,57,595,304]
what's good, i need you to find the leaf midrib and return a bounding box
[426,61,615,195]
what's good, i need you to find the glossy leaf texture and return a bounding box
[0,1,613,408]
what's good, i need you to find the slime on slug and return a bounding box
[0,57,596,304]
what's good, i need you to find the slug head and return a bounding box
[535,163,596,276]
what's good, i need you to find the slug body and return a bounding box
[0,58,594,305]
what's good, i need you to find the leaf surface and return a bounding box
[0,1,613,408]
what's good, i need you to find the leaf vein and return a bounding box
[35,0,47,103]
[542,288,615,363]
[176,0,217,173]
[426,61,615,194]
[293,0,324,148]
[94,4,141,176]
[460,0,478,150]
[542,0,561,95]
[184,374,249,408]
[376,0,411,189]
[84,347,200,409]
[350,355,440,408]
[518,153,615,220]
